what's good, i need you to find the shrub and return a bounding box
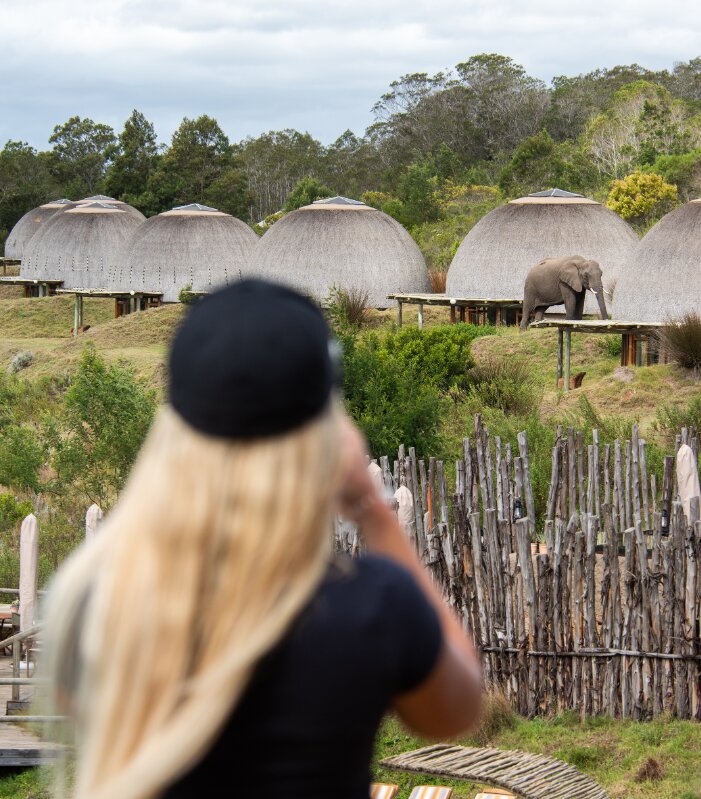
[606,171,678,227]
[0,424,45,493]
[654,395,701,443]
[381,324,493,392]
[8,351,34,374]
[178,283,197,305]
[325,285,369,328]
[466,357,539,416]
[45,346,157,506]
[656,311,701,371]
[599,334,622,358]
[337,327,446,457]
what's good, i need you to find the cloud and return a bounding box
[1,0,700,147]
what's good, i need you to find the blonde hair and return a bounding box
[42,403,342,799]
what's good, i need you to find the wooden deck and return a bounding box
[0,656,61,767]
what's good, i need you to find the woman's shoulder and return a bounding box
[326,553,423,596]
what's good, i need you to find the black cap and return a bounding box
[169,279,337,439]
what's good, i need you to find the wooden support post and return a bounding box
[396,299,403,327]
[417,303,423,330]
[459,305,466,323]
[73,294,84,337]
[449,302,456,324]
[563,329,571,393]
[557,328,563,386]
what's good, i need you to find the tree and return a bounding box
[606,171,678,229]
[49,116,116,196]
[283,176,333,211]
[239,129,326,221]
[46,346,156,506]
[498,130,597,197]
[0,141,58,248]
[652,148,701,201]
[103,110,160,207]
[145,115,250,215]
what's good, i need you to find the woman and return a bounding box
[42,279,481,799]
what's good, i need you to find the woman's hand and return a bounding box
[336,415,381,523]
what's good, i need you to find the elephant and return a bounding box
[520,255,608,331]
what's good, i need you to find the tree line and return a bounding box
[2,53,701,268]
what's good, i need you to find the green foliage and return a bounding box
[499,131,598,197]
[0,424,44,493]
[655,395,701,443]
[45,346,156,506]
[466,357,540,415]
[104,109,160,208]
[606,171,678,226]
[652,148,701,201]
[599,335,622,358]
[395,159,441,226]
[144,115,251,218]
[0,494,33,533]
[0,141,59,250]
[49,115,116,196]
[178,283,197,305]
[337,326,446,457]
[381,324,491,392]
[283,176,334,211]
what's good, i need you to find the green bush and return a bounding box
[380,324,493,392]
[337,327,446,457]
[0,424,45,493]
[466,356,540,415]
[655,395,701,443]
[45,346,157,506]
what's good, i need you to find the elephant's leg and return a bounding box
[574,292,585,320]
[563,288,578,319]
[520,300,532,331]
[534,307,546,321]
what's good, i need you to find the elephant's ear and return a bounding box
[560,261,583,293]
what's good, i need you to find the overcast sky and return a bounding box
[2,0,700,149]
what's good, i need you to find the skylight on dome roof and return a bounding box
[172,203,219,212]
[528,188,583,198]
[83,194,116,202]
[312,196,365,206]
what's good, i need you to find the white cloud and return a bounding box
[1,0,700,146]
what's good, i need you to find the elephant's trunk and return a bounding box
[593,289,608,320]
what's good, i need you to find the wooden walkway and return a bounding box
[381,744,609,799]
[0,656,60,767]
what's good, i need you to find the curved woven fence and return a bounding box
[381,744,609,799]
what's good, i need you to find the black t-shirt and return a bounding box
[164,554,443,799]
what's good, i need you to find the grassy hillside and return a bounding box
[0,299,699,436]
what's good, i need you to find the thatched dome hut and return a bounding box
[446,189,639,313]
[612,199,701,322]
[76,195,146,223]
[110,203,258,302]
[21,202,143,289]
[248,196,430,307]
[4,199,74,259]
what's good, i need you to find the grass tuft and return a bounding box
[429,270,447,293]
[636,757,664,782]
[657,311,701,372]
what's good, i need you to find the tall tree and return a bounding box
[145,115,250,217]
[239,129,326,220]
[0,141,58,249]
[49,116,116,196]
[103,110,160,208]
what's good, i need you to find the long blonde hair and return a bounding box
[42,403,342,799]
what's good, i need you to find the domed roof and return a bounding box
[110,204,258,302]
[611,199,701,322]
[21,202,143,289]
[76,195,146,223]
[4,199,74,259]
[445,189,639,313]
[248,197,429,307]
